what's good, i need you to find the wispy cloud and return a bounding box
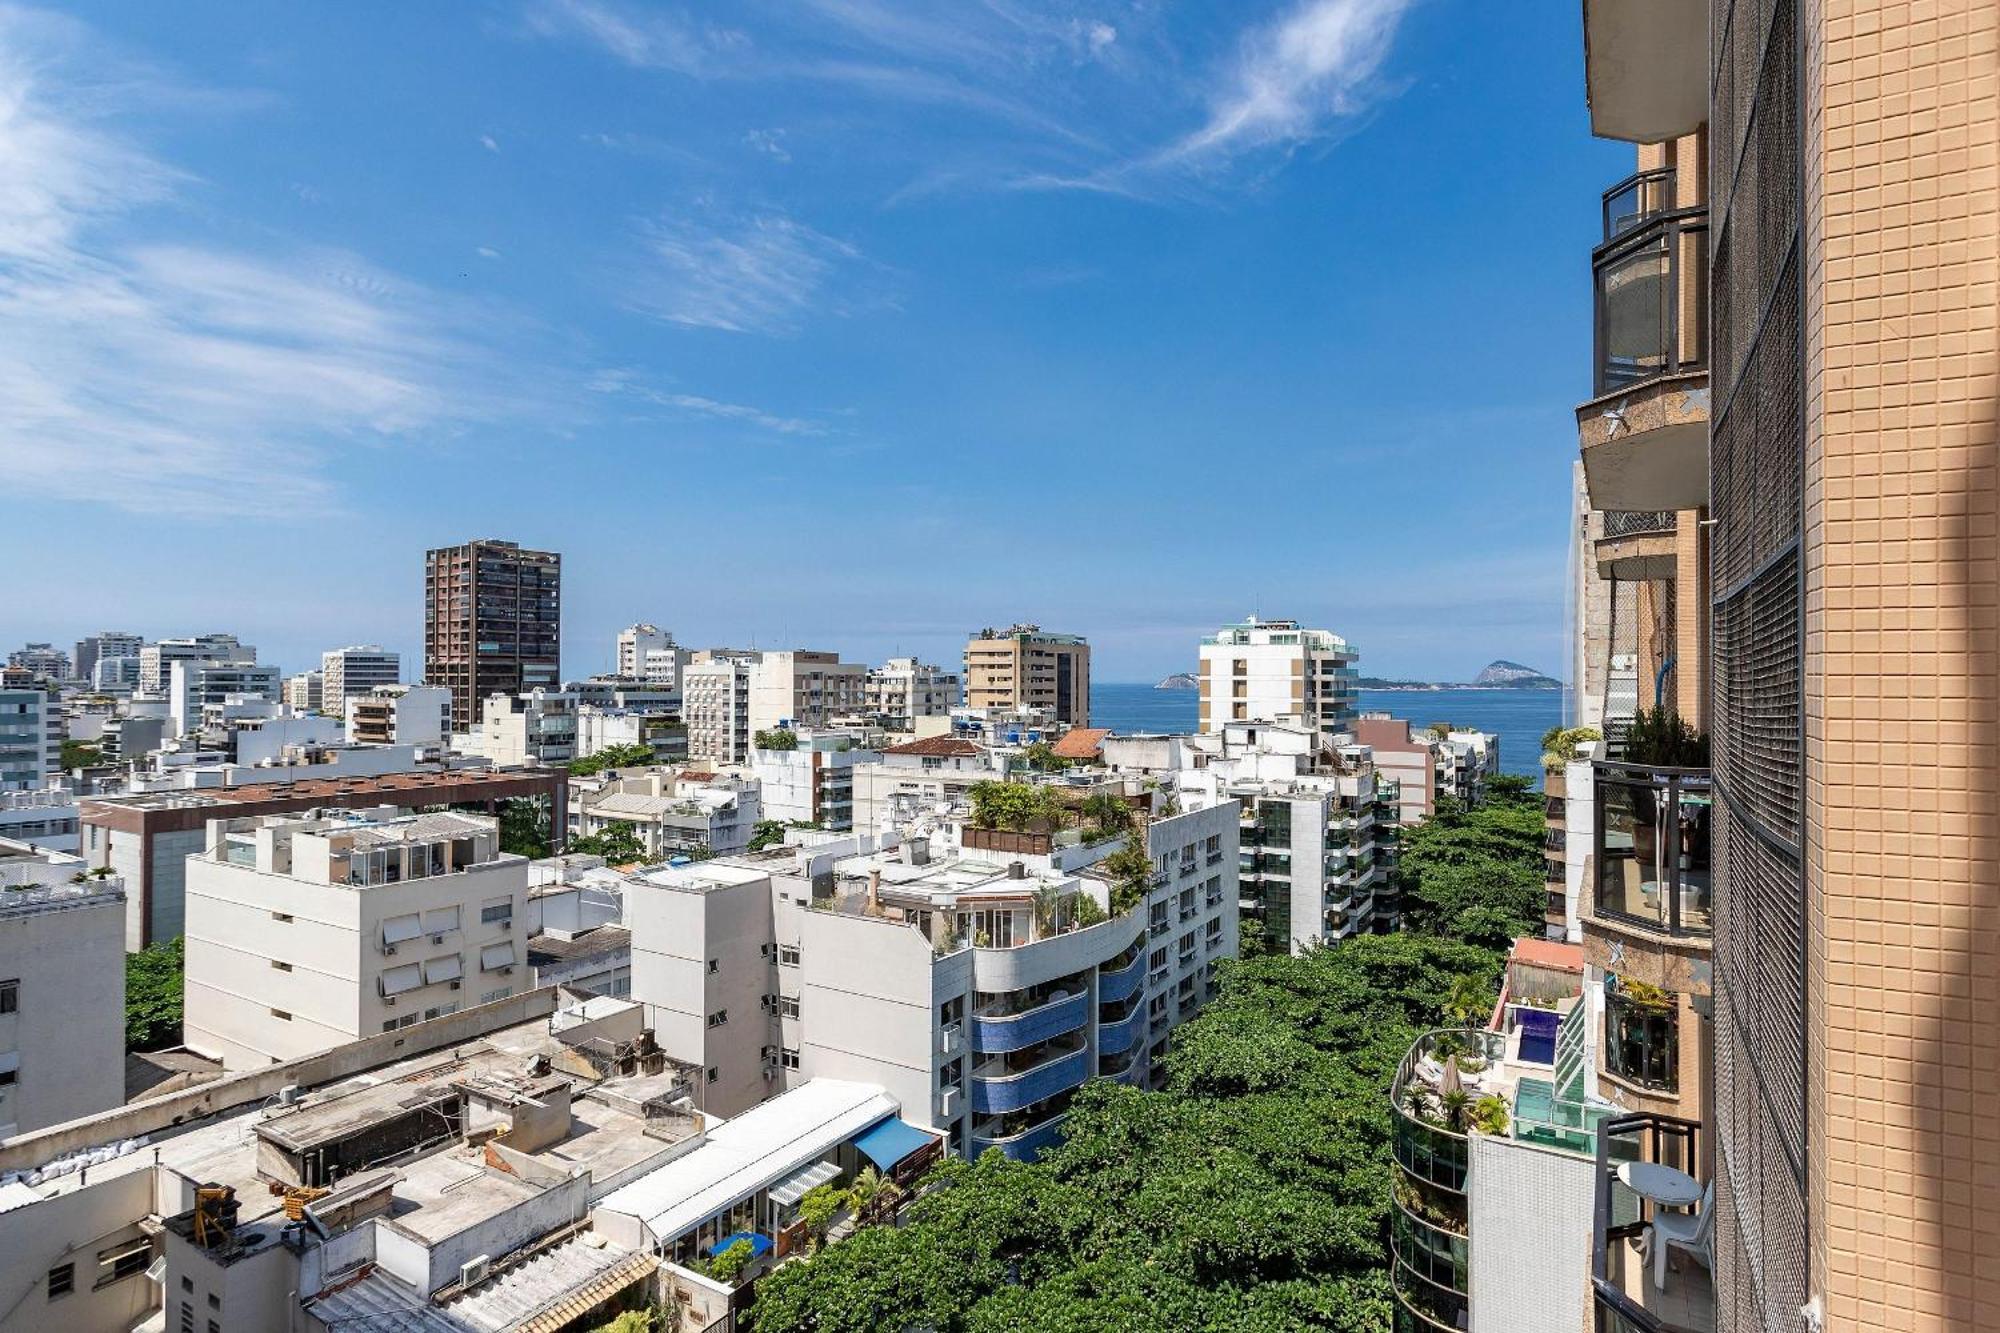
[625,210,867,336]
[1170,0,1411,161]
[0,10,538,514]
[589,369,830,436]
[744,127,790,162]
[480,133,500,152]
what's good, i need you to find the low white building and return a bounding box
[183,809,531,1069]
[0,787,83,854]
[167,660,282,736]
[570,771,760,860]
[345,683,452,746]
[319,644,400,709]
[749,731,877,830]
[624,794,1240,1153]
[0,839,126,1135]
[577,706,690,766]
[468,689,580,766]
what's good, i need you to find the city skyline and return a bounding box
[0,1,1628,681]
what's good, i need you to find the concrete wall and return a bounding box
[627,870,773,1117]
[1466,1133,1596,1333]
[163,1220,296,1333]
[413,1171,588,1296]
[0,893,125,1136]
[795,908,948,1142]
[0,1167,158,1333]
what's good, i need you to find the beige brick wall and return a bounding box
[1808,1,2000,1327]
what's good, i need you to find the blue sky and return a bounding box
[0,1,1628,682]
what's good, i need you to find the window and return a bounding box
[1148,946,1168,970]
[481,987,512,1005]
[207,1294,221,1311]
[270,911,293,923]
[778,944,800,966]
[705,1066,719,1084]
[778,995,801,1019]
[0,979,16,1014]
[706,1010,728,1028]
[1605,987,1679,1090]
[97,1240,151,1286]
[781,1047,801,1070]
[706,958,719,975]
[480,900,512,924]
[270,1009,292,1022]
[47,1264,72,1299]
[270,959,292,972]
[181,1277,194,1294]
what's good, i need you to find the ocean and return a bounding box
[1089,683,1563,786]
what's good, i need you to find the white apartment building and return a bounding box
[570,770,761,859]
[182,808,531,1069]
[0,839,126,1135]
[345,683,452,746]
[468,689,579,766]
[93,654,144,692]
[320,645,400,708]
[616,623,690,689]
[1197,616,1359,737]
[848,735,1005,833]
[140,633,253,694]
[0,689,54,790]
[6,644,69,682]
[204,701,344,766]
[578,706,690,766]
[749,731,877,830]
[282,670,324,713]
[72,631,143,685]
[624,796,1240,1154]
[682,654,756,763]
[168,660,282,736]
[1179,722,1391,950]
[864,658,960,731]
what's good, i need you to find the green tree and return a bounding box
[568,821,647,864]
[1622,705,1710,767]
[798,1182,849,1253]
[967,781,1067,833]
[568,743,657,777]
[59,738,102,770]
[126,936,185,1051]
[747,820,789,853]
[1099,832,1155,917]
[755,728,800,751]
[708,1237,757,1285]
[1080,790,1133,840]
[495,798,551,859]
[1020,740,1071,773]
[1395,779,1544,947]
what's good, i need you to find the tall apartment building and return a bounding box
[863,657,960,730]
[1196,616,1357,735]
[182,808,531,1069]
[625,796,1239,1147]
[963,625,1090,726]
[92,654,143,692]
[139,633,253,694]
[423,538,561,732]
[282,670,324,713]
[320,644,400,708]
[615,623,688,688]
[0,688,54,790]
[0,839,127,1135]
[166,660,282,735]
[5,643,69,682]
[72,631,142,686]
[681,652,757,763]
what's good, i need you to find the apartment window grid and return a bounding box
[1708,0,1808,1327]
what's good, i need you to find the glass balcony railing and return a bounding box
[1593,761,1712,937]
[1097,947,1146,1004]
[1591,1113,1713,1333]
[970,1042,1089,1114]
[1594,171,1708,397]
[971,989,1089,1054]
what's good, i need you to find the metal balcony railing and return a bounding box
[1594,171,1709,397]
[1602,510,1680,539]
[1590,1112,1713,1333]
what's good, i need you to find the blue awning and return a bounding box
[853,1116,937,1171]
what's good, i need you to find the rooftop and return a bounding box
[881,735,982,757]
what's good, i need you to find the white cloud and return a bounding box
[744,127,790,162]
[626,211,863,336]
[0,12,534,514]
[589,369,829,436]
[476,245,502,258]
[480,133,500,152]
[1172,0,1411,160]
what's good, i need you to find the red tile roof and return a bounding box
[1051,728,1111,760]
[883,735,981,757]
[1509,937,1586,972]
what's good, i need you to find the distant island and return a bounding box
[1357,659,1563,691]
[1154,672,1199,690]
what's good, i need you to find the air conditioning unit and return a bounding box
[384,996,396,1007]
[277,1084,303,1105]
[431,933,445,944]
[460,1255,490,1288]
[449,981,462,991]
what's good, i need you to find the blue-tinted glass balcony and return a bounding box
[970,1041,1089,1114]
[971,989,1088,1054]
[1097,945,1145,1004]
[970,1109,1069,1162]
[1096,1001,1146,1056]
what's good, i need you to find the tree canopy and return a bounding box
[494,798,551,859]
[1392,775,1544,949]
[749,934,1502,1333]
[568,821,648,864]
[569,743,657,776]
[126,936,184,1051]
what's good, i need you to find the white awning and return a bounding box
[765,1158,841,1208]
[481,942,516,971]
[422,906,460,934]
[383,913,422,945]
[423,955,463,984]
[380,963,424,996]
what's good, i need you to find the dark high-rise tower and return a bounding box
[423,539,561,733]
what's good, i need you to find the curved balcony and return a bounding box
[971,989,1088,1054]
[1096,1001,1147,1056]
[970,1109,1069,1163]
[970,1043,1089,1115]
[1580,173,1709,513]
[1582,1,1706,143]
[1596,509,1681,580]
[972,907,1143,993]
[1097,945,1146,1004]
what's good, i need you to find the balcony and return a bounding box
[1097,944,1146,1004]
[1591,1114,1713,1333]
[970,1107,1069,1162]
[1596,510,1680,581]
[1581,0,1706,143]
[1580,171,1709,513]
[971,989,1089,1054]
[970,1039,1090,1114]
[1096,1000,1147,1056]
[1593,761,1711,938]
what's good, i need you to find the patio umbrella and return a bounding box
[1441,1055,1463,1099]
[709,1232,773,1258]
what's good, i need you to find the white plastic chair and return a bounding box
[1651,1178,1716,1291]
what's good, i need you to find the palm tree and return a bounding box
[1439,1087,1472,1131]
[1032,883,1064,938]
[1444,974,1492,1028]
[849,1164,884,1215]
